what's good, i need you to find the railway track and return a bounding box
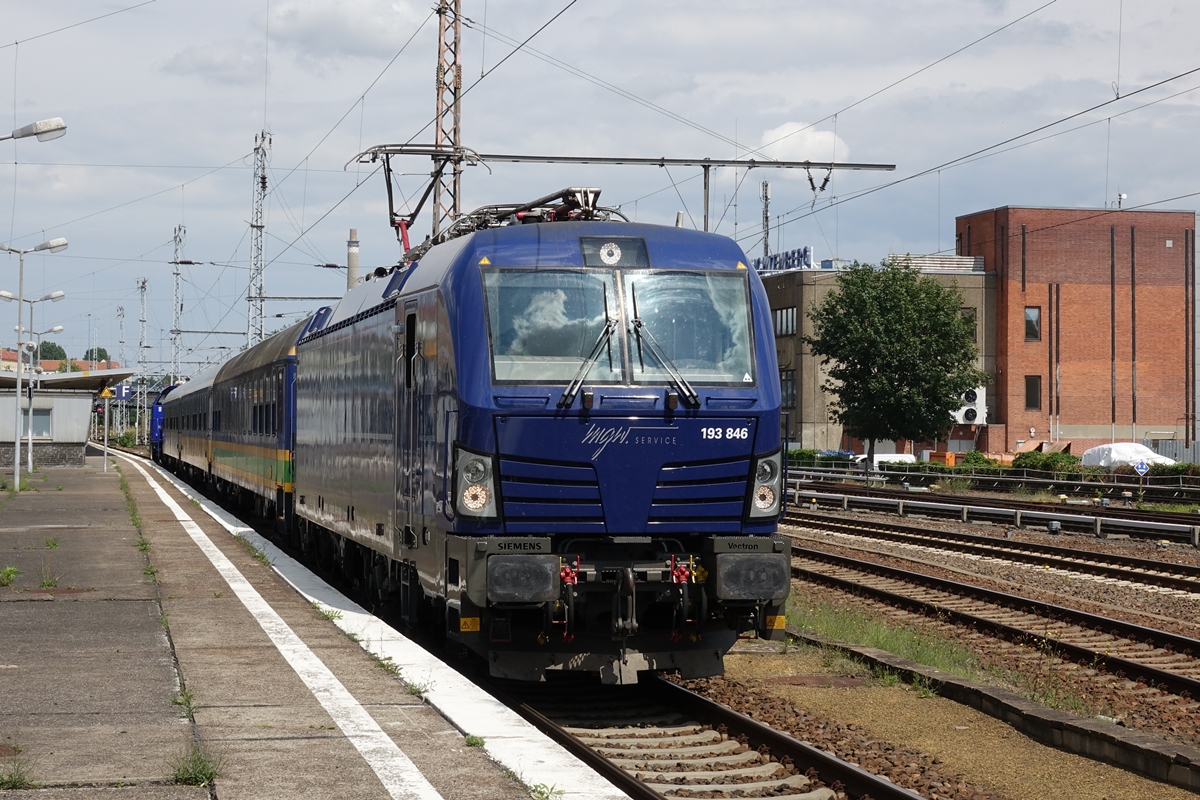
[496,676,924,800]
[784,510,1200,596]
[788,479,1200,542]
[790,545,1200,700]
[106,446,919,799]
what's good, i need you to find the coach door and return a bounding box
[397,301,420,529]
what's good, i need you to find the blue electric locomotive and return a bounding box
[160,189,789,684]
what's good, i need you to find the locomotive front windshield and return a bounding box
[484,269,623,383]
[483,268,754,386]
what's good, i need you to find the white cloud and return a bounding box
[161,41,263,86]
[756,122,850,176]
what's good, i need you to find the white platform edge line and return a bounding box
[129,453,629,800]
[116,454,444,800]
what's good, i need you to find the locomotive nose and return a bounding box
[494,415,758,534]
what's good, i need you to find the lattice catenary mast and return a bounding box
[116,306,127,436]
[432,0,462,236]
[136,278,149,444]
[171,224,185,384]
[248,131,271,347]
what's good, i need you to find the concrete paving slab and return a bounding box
[0,462,193,790]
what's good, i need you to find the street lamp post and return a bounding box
[0,116,67,491]
[0,238,68,491]
[14,322,65,473]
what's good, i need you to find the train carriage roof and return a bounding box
[162,361,221,404]
[215,319,309,382]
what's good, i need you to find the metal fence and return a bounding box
[1145,439,1200,464]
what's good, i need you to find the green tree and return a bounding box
[804,260,989,468]
[83,346,109,362]
[37,340,67,361]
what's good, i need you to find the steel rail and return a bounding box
[797,477,1200,528]
[791,545,1200,699]
[788,486,1200,544]
[785,511,1200,593]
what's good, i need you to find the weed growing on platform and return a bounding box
[137,536,150,553]
[55,485,62,491]
[787,595,980,681]
[116,468,142,530]
[406,677,433,698]
[172,687,197,717]
[370,653,401,677]
[168,741,221,787]
[36,559,59,589]
[0,566,19,587]
[311,601,343,622]
[234,535,270,566]
[527,783,563,800]
[43,537,57,549]
[0,744,34,790]
[143,563,158,577]
[464,734,485,747]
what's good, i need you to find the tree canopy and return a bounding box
[804,260,989,462]
[37,340,67,361]
[83,346,109,362]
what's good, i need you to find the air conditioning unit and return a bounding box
[953,386,986,425]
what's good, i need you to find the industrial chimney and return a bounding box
[347,228,360,290]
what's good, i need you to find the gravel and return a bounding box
[686,648,1199,800]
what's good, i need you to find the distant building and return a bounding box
[761,254,994,452]
[957,206,1196,453]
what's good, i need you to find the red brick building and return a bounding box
[957,206,1196,453]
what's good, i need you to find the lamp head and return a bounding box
[10,118,67,142]
[49,325,63,334]
[0,290,13,302]
[42,291,65,302]
[33,238,68,254]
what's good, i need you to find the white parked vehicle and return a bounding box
[1080,442,1175,468]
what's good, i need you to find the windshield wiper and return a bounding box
[558,290,616,408]
[630,284,699,407]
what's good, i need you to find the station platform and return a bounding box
[0,453,625,799]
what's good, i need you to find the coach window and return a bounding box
[1025,307,1041,341]
[404,311,417,389]
[1025,375,1042,411]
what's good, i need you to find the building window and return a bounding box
[1025,375,1042,410]
[21,408,51,438]
[960,307,977,343]
[1025,306,1041,341]
[780,369,796,409]
[773,307,796,337]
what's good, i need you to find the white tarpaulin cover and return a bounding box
[1080,442,1176,468]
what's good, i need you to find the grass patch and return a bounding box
[787,595,980,681]
[1136,501,1200,513]
[465,734,485,747]
[0,566,19,587]
[0,744,34,790]
[43,537,58,549]
[168,741,222,787]
[55,485,62,491]
[36,559,59,589]
[143,563,159,577]
[137,537,151,553]
[406,677,433,698]
[935,475,974,494]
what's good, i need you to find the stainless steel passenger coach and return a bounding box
[160,190,789,684]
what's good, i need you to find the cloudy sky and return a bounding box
[2,0,1198,373]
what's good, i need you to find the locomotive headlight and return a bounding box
[749,449,782,519]
[462,458,489,485]
[455,445,498,519]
